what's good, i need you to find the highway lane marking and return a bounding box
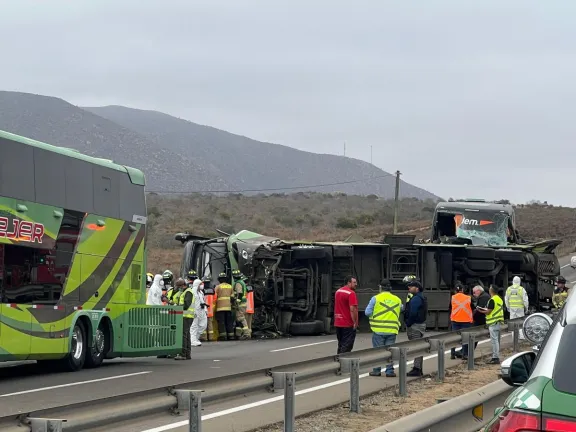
[0,371,152,398]
[269,340,336,352]
[141,335,509,431]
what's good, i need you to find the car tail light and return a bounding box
[543,416,576,432]
[487,409,540,431]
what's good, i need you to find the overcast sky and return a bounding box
[1,0,575,205]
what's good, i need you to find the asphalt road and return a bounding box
[0,253,572,421]
[0,327,441,417]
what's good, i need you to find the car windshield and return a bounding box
[454,211,510,247]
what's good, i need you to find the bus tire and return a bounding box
[84,321,109,369]
[61,320,88,372]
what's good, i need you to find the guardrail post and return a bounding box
[175,389,204,431]
[390,347,408,396]
[272,372,296,432]
[29,418,67,432]
[463,333,476,370]
[429,339,445,382]
[511,321,521,353]
[340,357,361,413]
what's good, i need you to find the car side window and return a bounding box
[552,324,576,393]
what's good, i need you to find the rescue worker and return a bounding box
[215,272,236,341]
[553,276,569,309]
[146,272,154,296]
[162,269,174,290]
[146,274,163,305]
[403,275,417,304]
[476,285,504,364]
[175,278,194,360]
[449,284,474,360]
[243,274,255,336]
[505,276,528,339]
[200,276,217,342]
[189,278,208,346]
[367,279,402,377]
[167,274,187,306]
[404,279,427,376]
[232,269,251,340]
[186,269,198,287]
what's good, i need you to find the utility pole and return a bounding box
[393,170,401,234]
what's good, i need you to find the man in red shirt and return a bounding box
[334,275,359,354]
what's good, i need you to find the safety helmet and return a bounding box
[202,275,211,283]
[557,275,567,284]
[232,269,241,277]
[403,275,417,284]
[187,269,198,280]
[218,272,227,279]
[146,273,153,285]
[162,270,174,282]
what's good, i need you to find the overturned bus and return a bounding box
[175,199,561,336]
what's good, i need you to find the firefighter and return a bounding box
[200,276,217,342]
[186,269,198,287]
[449,284,474,360]
[175,278,194,360]
[553,276,569,309]
[243,274,255,336]
[215,272,235,341]
[232,269,250,340]
[162,269,174,290]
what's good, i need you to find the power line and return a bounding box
[146,173,395,194]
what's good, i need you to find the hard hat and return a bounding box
[187,269,198,279]
[557,275,567,283]
[218,272,227,279]
[403,275,417,284]
[162,270,173,279]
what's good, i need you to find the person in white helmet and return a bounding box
[505,276,529,339]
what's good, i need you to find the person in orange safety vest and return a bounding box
[450,284,474,360]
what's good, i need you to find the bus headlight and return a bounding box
[522,313,552,346]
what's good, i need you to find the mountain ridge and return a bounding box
[0,90,440,200]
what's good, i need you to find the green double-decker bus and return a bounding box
[0,129,182,371]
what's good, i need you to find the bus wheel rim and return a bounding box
[72,326,83,360]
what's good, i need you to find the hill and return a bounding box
[145,193,576,272]
[83,105,439,199]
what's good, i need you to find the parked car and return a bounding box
[483,289,576,431]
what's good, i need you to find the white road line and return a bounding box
[141,335,510,432]
[0,371,152,398]
[270,340,336,352]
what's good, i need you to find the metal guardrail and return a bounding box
[0,318,526,432]
[369,380,514,432]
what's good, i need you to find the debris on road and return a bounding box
[252,347,521,432]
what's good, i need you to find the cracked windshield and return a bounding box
[454,212,510,246]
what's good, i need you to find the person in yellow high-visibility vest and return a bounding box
[505,276,528,339]
[476,285,504,364]
[366,279,402,378]
[175,279,194,360]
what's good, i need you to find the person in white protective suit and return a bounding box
[505,276,529,339]
[146,274,164,305]
[190,278,208,347]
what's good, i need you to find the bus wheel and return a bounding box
[85,323,109,369]
[61,320,87,372]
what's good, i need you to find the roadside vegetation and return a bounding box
[146,193,576,272]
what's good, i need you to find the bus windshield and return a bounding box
[454,211,510,246]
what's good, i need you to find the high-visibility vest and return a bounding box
[215,283,233,312]
[369,291,402,335]
[172,290,183,305]
[204,287,216,318]
[450,293,473,323]
[486,295,504,326]
[553,290,568,309]
[506,285,524,309]
[235,280,247,305]
[179,287,195,318]
[246,286,254,314]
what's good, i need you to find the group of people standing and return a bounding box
[145,268,255,360]
[332,273,566,378]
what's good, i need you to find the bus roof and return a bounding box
[435,200,514,215]
[0,128,145,186]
